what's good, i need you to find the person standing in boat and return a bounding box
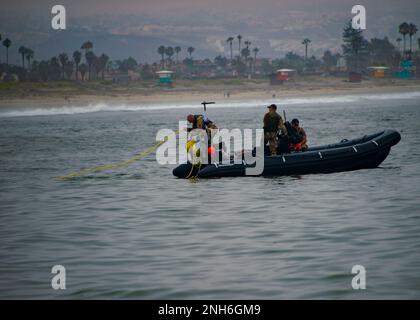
[289,118,308,151]
[263,104,287,156]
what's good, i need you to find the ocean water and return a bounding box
[1,91,420,299]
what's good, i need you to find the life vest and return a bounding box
[289,143,302,151]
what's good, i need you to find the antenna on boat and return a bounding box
[201,101,215,124]
[201,101,215,112]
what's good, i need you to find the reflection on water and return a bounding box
[0,93,420,299]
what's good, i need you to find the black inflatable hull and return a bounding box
[173,129,401,179]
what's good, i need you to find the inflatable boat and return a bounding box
[173,129,401,178]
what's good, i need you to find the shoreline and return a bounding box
[1,78,420,108]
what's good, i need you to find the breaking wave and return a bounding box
[1,91,420,118]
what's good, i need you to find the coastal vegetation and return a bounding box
[0,21,418,83]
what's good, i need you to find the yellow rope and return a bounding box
[191,162,202,180]
[185,162,202,180]
[55,129,182,181]
[185,163,196,179]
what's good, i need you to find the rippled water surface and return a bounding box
[1,92,420,299]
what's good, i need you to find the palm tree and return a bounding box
[99,53,109,80]
[58,53,69,79]
[237,35,242,57]
[3,38,12,67]
[244,41,251,67]
[18,46,27,68]
[48,57,61,80]
[241,47,250,73]
[253,47,259,60]
[226,37,234,61]
[399,22,410,54]
[79,63,88,81]
[174,46,181,62]
[396,38,402,53]
[253,47,259,74]
[165,46,174,66]
[64,61,74,80]
[73,50,81,81]
[85,51,95,80]
[158,46,165,66]
[81,41,93,56]
[25,49,34,70]
[302,38,311,60]
[187,46,195,59]
[408,23,418,54]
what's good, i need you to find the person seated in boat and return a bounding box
[263,104,287,156]
[288,118,308,152]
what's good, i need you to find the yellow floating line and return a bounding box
[56,129,181,181]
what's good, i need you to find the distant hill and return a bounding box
[1,4,418,65]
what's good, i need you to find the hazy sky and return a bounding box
[4,0,420,17]
[2,0,419,63]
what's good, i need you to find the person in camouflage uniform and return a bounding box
[263,104,287,155]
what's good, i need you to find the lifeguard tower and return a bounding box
[156,70,174,86]
[270,69,296,85]
[399,60,414,79]
[367,66,389,78]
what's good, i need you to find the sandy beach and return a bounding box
[1,76,420,108]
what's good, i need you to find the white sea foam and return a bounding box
[1,91,420,118]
